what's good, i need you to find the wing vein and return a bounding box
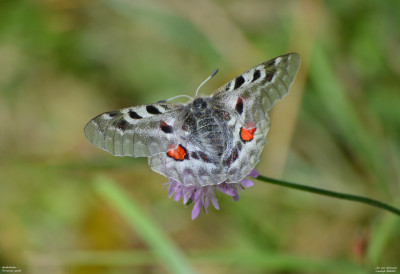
[102,117,115,150]
[132,131,136,156]
[113,116,124,155]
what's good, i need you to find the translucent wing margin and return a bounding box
[84,103,185,157]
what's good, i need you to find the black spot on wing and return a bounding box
[160,121,173,134]
[190,152,199,160]
[234,75,245,90]
[235,97,243,115]
[232,149,238,161]
[265,69,276,82]
[264,59,275,68]
[252,70,261,82]
[129,110,142,119]
[146,105,162,114]
[108,110,120,117]
[117,119,128,130]
[236,141,243,151]
[224,148,239,167]
[198,151,211,163]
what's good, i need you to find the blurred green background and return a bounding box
[1,0,399,273]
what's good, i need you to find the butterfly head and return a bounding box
[192,97,208,111]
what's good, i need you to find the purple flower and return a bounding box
[166,169,259,220]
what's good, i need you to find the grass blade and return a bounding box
[94,176,195,274]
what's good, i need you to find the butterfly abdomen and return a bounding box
[196,115,225,157]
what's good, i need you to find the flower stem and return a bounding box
[257,175,400,216]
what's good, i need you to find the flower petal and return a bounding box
[248,169,259,178]
[166,169,258,219]
[240,178,254,188]
[211,196,220,210]
[191,201,201,220]
[173,190,182,201]
[167,181,177,198]
[183,189,193,204]
[217,183,236,197]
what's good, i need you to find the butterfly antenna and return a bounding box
[195,68,219,96]
[163,94,193,102]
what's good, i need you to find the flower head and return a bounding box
[166,169,259,219]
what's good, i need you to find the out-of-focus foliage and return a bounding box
[0,0,399,273]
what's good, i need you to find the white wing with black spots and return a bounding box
[213,53,300,129]
[84,103,185,157]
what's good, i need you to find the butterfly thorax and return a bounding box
[182,97,230,162]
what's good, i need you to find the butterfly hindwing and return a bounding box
[84,102,185,157]
[148,142,227,187]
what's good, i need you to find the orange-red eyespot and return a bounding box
[167,145,188,161]
[240,127,256,142]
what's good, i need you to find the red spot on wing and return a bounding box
[235,97,244,115]
[240,127,256,142]
[198,151,211,163]
[233,151,238,160]
[160,120,173,133]
[167,145,188,161]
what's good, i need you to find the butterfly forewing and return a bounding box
[84,103,185,157]
[213,53,300,123]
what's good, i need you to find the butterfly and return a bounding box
[84,53,300,187]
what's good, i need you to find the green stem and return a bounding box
[257,175,400,217]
